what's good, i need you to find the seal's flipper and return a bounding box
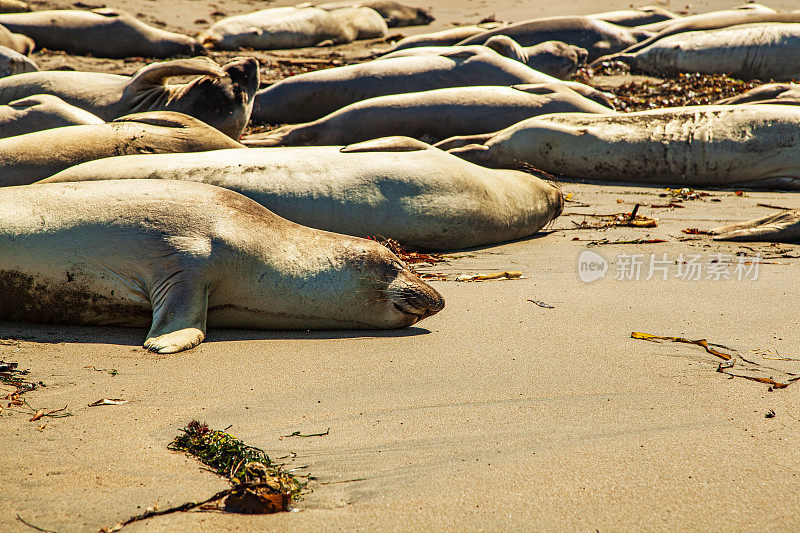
[341,136,429,153]
[711,210,800,242]
[144,276,209,354]
[113,111,203,128]
[511,83,561,96]
[434,133,495,151]
[131,57,225,87]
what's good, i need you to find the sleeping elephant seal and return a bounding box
[386,24,504,51]
[587,6,680,27]
[0,0,30,13]
[253,48,611,124]
[245,84,613,147]
[42,137,564,251]
[0,94,103,138]
[711,211,800,242]
[0,9,200,58]
[0,56,259,139]
[315,1,433,27]
[716,83,800,106]
[0,112,243,186]
[199,7,358,50]
[455,16,652,62]
[603,23,800,80]
[446,105,800,189]
[0,180,444,353]
[381,37,588,79]
[0,44,35,77]
[0,22,32,54]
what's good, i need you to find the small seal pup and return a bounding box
[0,180,445,353]
[0,56,259,139]
[245,84,612,147]
[0,8,200,58]
[252,48,611,124]
[42,137,565,251]
[0,43,35,77]
[0,94,103,139]
[0,111,243,186]
[445,104,800,189]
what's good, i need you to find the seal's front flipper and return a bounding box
[711,210,800,242]
[130,57,225,86]
[340,136,429,153]
[144,278,209,354]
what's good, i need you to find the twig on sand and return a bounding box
[16,514,58,533]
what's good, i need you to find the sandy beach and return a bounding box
[3,1,800,532]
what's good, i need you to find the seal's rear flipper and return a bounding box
[340,136,429,153]
[144,273,209,354]
[131,57,225,87]
[434,133,496,151]
[711,210,800,242]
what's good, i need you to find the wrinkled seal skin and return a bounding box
[716,83,800,105]
[0,111,243,186]
[317,1,432,27]
[253,48,609,124]
[455,16,652,62]
[0,22,32,54]
[611,24,800,80]
[245,84,613,147]
[0,9,200,58]
[199,7,356,50]
[0,180,444,353]
[43,137,564,251]
[446,105,800,189]
[0,43,35,77]
[587,6,680,27]
[0,57,259,139]
[712,211,800,242]
[0,94,103,139]
[381,37,588,80]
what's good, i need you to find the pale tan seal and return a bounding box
[387,23,504,51]
[329,6,387,40]
[587,6,680,27]
[0,180,444,353]
[0,8,200,58]
[0,56,259,139]
[245,84,612,147]
[42,137,565,251]
[446,105,800,189]
[199,7,359,50]
[381,36,588,80]
[711,211,800,242]
[0,21,32,54]
[253,48,612,124]
[0,43,35,77]
[0,94,103,139]
[315,1,433,27]
[0,111,243,186]
[0,1,30,13]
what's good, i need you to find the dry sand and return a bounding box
[3,1,800,532]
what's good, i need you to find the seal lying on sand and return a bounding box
[0,22,32,54]
[0,44,35,77]
[329,7,387,39]
[315,0,433,27]
[381,37,588,79]
[0,180,445,353]
[0,8,200,58]
[0,94,103,138]
[716,83,800,105]
[253,48,611,124]
[0,111,242,186]
[245,84,612,147]
[0,0,30,13]
[0,57,259,139]
[711,211,800,242]
[445,105,800,189]
[587,6,679,27]
[199,7,365,50]
[602,23,800,80]
[455,16,652,62]
[42,137,564,251]
[386,24,504,51]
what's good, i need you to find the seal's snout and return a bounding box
[387,270,445,323]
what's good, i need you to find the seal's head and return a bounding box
[166,57,260,139]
